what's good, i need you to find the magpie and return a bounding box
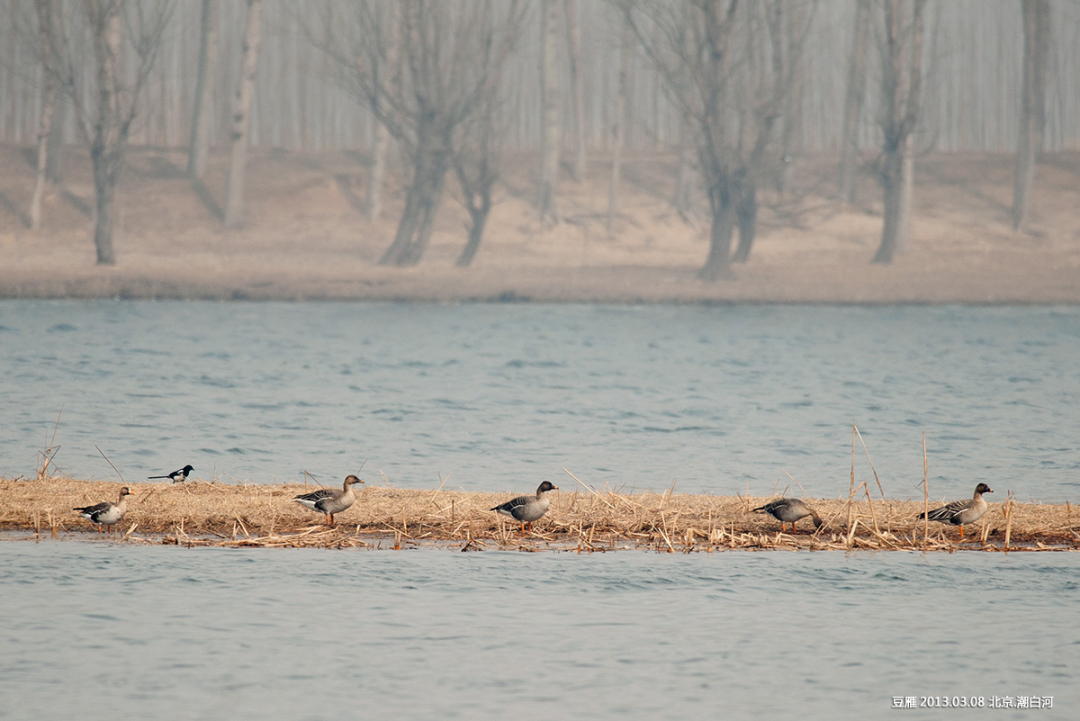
[149,464,194,483]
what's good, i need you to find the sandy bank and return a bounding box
[1,146,1078,304]
[3,478,1076,552]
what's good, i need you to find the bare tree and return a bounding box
[732,2,813,264]
[366,2,399,222]
[629,0,804,279]
[672,113,696,223]
[871,0,926,265]
[607,17,630,238]
[187,0,218,179]
[50,0,175,264]
[1011,0,1050,231]
[565,0,586,182]
[310,0,524,267]
[537,0,562,223]
[839,0,871,204]
[224,0,263,229]
[29,0,57,231]
[452,71,502,266]
[774,0,808,197]
[44,102,66,184]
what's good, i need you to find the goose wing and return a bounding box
[925,498,974,524]
[492,494,531,519]
[75,501,111,519]
[294,488,338,511]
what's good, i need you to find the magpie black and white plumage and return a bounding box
[149,465,194,483]
[491,481,558,532]
[74,487,132,533]
[918,483,993,538]
[752,498,824,534]
[294,475,364,527]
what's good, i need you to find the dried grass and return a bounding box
[2,476,1077,552]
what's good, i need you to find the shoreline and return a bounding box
[3,262,1078,305]
[4,478,1077,552]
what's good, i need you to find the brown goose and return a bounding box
[74,487,132,533]
[294,475,363,527]
[752,498,823,534]
[492,481,558,532]
[918,483,993,538]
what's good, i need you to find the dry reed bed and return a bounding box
[2,477,1078,552]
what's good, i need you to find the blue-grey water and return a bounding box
[1,302,1078,719]
[1,302,1078,502]
[1,542,1077,720]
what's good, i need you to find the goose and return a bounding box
[752,497,823,534]
[918,483,992,538]
[74,487,132,533]
[492,481,558,532]
[294,475,363,527]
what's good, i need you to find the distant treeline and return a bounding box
[2,0,1077,153]
[0,1,1073,274]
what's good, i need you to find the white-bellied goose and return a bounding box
[294,475,363,527]
[752,498,823,534]
[74,487,132,533]
[918,483,993,538]
[492,481,558,532]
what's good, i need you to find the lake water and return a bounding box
[1,302,1078,502]
[0,541,1076,720]
[1,301,1078,719]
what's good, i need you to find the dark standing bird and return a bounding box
[149,465,194,483]
[491,481,558,532]
[74,487,132,533]
[752,498,824,534]
[918,483,993,538]
[294,475,364,527]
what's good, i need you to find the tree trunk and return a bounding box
[368,2,399,221]
[455,196,490,267]
[88,0,123,266]
[872,0,925,265]
[873,139,906,263]
[776,1,806,197]
[565,0,585,182]
[380,123,451,266]
[673,115,695,223]
[607,20,629,238]
[45,94,65,184]
[1011,0,1050,230]
[731,181,756,263]
[224,0,263,229]
[536,0,561,223]
[91,144,119,265]
[700,187,735,282]
[839,0,870,204]
[188,0,218,179]
[30,0,56,231]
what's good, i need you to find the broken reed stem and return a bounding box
[853,424,885,496]
[563,468,615,509]
[1004,492,1014,552]
[922,432,929,548]
[847,425,856,536]
[861,480,881,536]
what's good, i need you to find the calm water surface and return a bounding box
[1,542,1077,720]
[1,302,1078,502]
